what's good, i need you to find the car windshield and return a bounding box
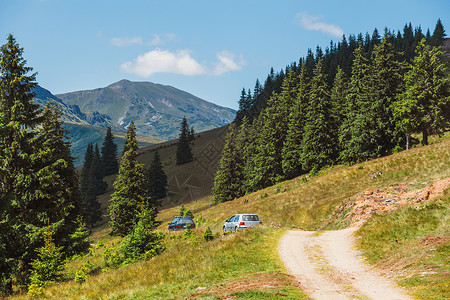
[242,215,259,221]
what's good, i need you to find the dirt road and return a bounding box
[279,228,412,300]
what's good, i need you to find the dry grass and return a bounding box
[9,134,449,299]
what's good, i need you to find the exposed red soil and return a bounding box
[330,177,450,227]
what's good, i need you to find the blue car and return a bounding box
[168,216,196,231]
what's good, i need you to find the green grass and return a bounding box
[10,135,450,299]
[356,192,450,299]
[13,227,306,299]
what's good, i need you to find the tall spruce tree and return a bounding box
[395,38,450,146]
[36,104,89,254]
[338,43,372,164]
[101,127,118,176]
[301,59,336,172]
[176,117,194,165]
[368,30,405,155]
[146,150,167,207]
[0,35,88,293]
[330,67,348,159]
[212,123,245,204]
[282,65,309,179]
[109,121,153,237]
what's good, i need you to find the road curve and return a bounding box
[278,228,412,300]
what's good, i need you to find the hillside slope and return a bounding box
[57,80,236,140]
[10,135,449,299]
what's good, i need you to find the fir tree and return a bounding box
[35,104,88,255]
[395,38,450,146]
[176,117,194,165]
[430,19,446,47]
[146,150,168,206]
[212,123,244,204]
[368,30,405,155]
[301,59,336,172]
[27,230,64,296]
[101,127,118,176]
[109,121,153,237]
[282,65,309,179]
[330,67,348,158]
[0,35,87,293]
[79,143,94,201]
[339,43,371,164]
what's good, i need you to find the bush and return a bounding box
[28,231,65,295]
[203,227,214,242]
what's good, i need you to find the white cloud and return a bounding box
[296,12,344,37]
[212,51,245,75]
[120,49,206,76]
[149,34,162,46]
[110,37,143,47]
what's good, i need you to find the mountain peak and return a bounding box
[57,81,236,140]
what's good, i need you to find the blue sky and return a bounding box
[1,0,447,110]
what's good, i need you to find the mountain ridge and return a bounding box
[56,79,236,140]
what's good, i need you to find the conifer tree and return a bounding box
[368,30,405,155]
[301,59,336,172]
[146,150,168,206]
[92,143,107,195]
[79,143,93,200]
[35,104,88,254]
[430,19,446,47]
[338,43,371,164]
[101,127,118,176]
[212,123,244,204]
[176,117,194,165]
[109,121,153,237]
[0,35,88,292]
[282,65,309,179]
[395,38,450,146]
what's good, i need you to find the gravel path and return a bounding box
[279,228,412,300]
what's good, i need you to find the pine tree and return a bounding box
[212,123,244,204]
[35,104,88,255]
[146,150,167,206]
[176,117,194,165]
[301,59,336,172]
[0,35,87,293]
[109,121,153,237]
[79,143,93,201]
[27,230,64,296]
[330,67,348,159]
[282,65,309,179]
[339,43,371,164]
[395,38,450,146]
[101,127,118,176]
[368,30,405,155]
[80,143,104,228]
[92,143,107,195]
[430,19,446,47]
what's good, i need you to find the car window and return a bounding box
[243,215,260,221]
[229,215,236,222]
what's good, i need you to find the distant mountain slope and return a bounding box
[56,80,236,140]
[32,85,164,166]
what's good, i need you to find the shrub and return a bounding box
[203,227,214,241]
[28,231,65,296]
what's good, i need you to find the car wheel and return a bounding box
[234,226,237,232]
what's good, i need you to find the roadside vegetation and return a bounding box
[357,193,449,299]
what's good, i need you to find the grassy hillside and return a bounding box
[11,133,449,299]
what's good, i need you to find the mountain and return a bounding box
[32,85,163,166]
[56,80,236,140]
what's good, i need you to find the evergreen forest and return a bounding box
[213,20,450,204]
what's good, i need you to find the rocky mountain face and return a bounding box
[56,80,236,140]
[32,81,235,166]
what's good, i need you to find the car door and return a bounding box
[224,215,235,231]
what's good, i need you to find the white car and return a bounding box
[223,214,262,232]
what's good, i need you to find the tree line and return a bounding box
[0,35,197,295]
[213,20,450,204]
